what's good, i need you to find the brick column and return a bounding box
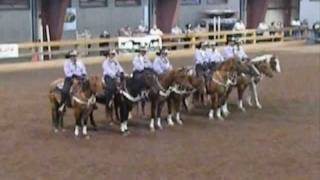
[41,0,70,41]
[156,0,180,33]
[247,0,269,28]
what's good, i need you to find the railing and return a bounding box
[7,27,309,62]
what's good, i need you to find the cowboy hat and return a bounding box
[110,49,117,55]
[69,49,78,57]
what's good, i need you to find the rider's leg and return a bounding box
[59,77,72,111]
[104,75,116,109]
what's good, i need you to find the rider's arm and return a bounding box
[116,60,124,74]
[239,47,248,59]
[152,57,162,74]
[64,61,73,78]
[194,50,204,64]
[79,61,87,76]
[133,56,144,71]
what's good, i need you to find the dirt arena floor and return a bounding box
[0,43,319,180]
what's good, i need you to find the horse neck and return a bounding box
[160,71,175,88]
[217,60,232,71]
[125,78,141,97]
[213,70,228,82]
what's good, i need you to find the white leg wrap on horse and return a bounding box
[238,100,246,112]
[167,114,174,126]
[150,118,155,131]
[82,125,87,135]
[157,117,163,129]
[74,126,80,136]
[252,82,262,109]
[216,108,224,121]
[209,109,214,120]
[247,95,253,106]
[176,113,183,125]
[120,122,125,132]
[128,112,132,120]
[222,103,230,116]
[124,121,128,131]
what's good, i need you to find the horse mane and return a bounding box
[251,54,273,63]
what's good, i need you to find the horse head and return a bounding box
[255,61,274,78]
[142,70,163,93]
[88,75,103,94]
[172,67,193,91]
[269,55,281,73]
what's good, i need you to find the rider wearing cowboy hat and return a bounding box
[153,48,173,75]
[59,49,87,112]
[102,49,125,108]
[223,37,248,61]
[132,46,154,89]
[205,41,224,70]
[194,41,209,76]
[233,38,249,61]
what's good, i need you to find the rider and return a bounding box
[194,41,208,76]
[205,41,224,70]
[153,48,173,75]
[223,38,248,61]
[59,50,87,112]
[102,49,124,108]
[233,39,249,61]
[132,46,154,89]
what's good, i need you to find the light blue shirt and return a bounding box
[132,54,152,72]
[64,59,87,78]
[223,46,235,60]
[194,49,206,65]
[234,46,248,60]
[103,58,124,78]
[153,56,173,75]
[206,49,224,63]
[223,45,248,60]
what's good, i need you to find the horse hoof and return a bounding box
[85,135,90,140]
[53,129,59,133]
[168,122,174,127]
[122,130,130,136]
[256,104,262,109]
[240,108,246,112]
[218,117,225,121]
[150,127,155,132]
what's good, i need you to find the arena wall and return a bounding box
[0,9,32,43]
[178,0,240,28]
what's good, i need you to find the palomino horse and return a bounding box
[115,70,162,135]
[148,68,193,131]
[49,76,101,137]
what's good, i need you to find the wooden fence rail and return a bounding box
[8,27,308,62]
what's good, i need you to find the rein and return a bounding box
[211,71,236,88]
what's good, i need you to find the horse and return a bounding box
[148,68,193,131]
[49,76,101,137]
[245,54,281,109]
[206,57,253,120]
[115,70,162,135]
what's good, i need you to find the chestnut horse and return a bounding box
[148,68,193,131]
[49,76,101,137]
[206,58,252,120]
